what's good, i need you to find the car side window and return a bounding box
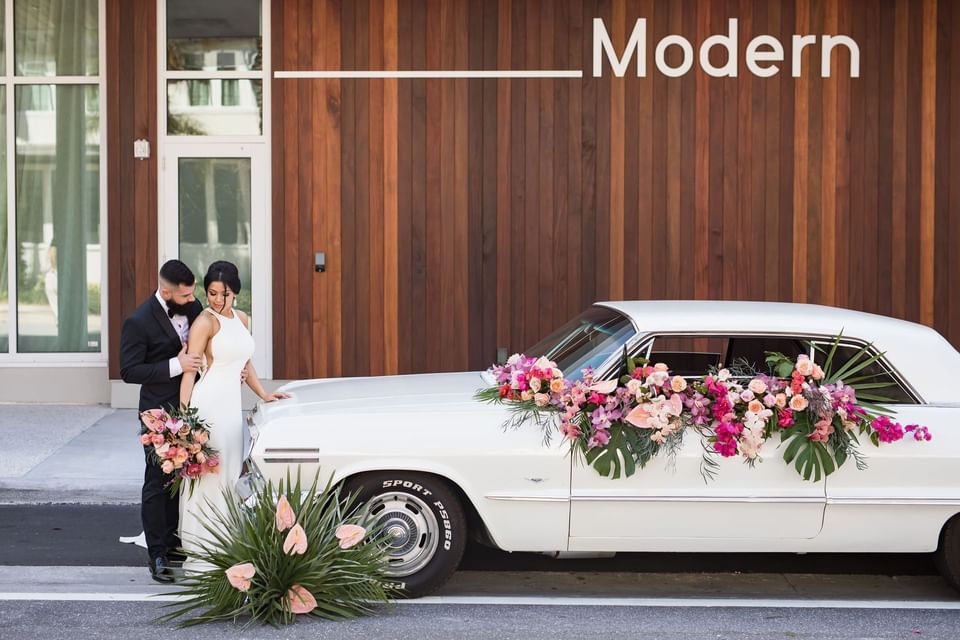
[725,336,809,372]
[812,342,916,405]
[646,336,727,377]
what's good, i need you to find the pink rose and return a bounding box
[789,394,809,411]
[775,393,787,408]
[811,364,824,380]
[748,379,767,395]
[275,495,296,532]
[335,524,366,550]
[287,584,317,615]
[283,524,308,555]
[160,460,174,474]
[206,457,219,468]
[173,449,190,465]
[196,452,207,464]
[225,562,256,592]
[534,393,550,407]
[139,433,152,445]
[150,433,165,446]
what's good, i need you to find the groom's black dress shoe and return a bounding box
[167,549,187,563]
[149,556,175,584]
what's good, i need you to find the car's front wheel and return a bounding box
[936,514,960,592]
[342,471,467,598]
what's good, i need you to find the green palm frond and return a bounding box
[158,468,393,627]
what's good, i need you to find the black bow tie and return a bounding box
[167,308,176,318]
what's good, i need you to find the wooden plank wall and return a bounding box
[275,0,959,379]
[106,0,159,379]
[101,0,958,381]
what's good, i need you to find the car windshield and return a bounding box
[524,306,636,380]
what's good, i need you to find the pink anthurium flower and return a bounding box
[225,562,256,592]
[587,379,618,395]
[140,408,168,433]
[275,495,295,532]
[335,524,366,550]
[283,523,308,555]
[287,584,317,614]
[666,393,683,417]
[625,404,653,428]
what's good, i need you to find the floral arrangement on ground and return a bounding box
[159,471,394,627]
[475,336,931,482]
[139,406,220,497]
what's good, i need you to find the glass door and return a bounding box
[161,142,269,375]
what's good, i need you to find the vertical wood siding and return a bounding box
[270,0,960,378]
[108,0,960,379]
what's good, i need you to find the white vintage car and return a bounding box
[241,301,960,597]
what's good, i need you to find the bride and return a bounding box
[178,260,288,570]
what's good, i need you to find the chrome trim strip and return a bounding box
[485,495,570,503]
[827,497,960,506]
[264,448,321,454]
[570,495,825,504]
[263,457,321,464]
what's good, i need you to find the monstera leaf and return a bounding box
[584,423,660,479]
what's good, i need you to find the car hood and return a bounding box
[258,371,495,421]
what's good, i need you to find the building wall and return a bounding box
[270,0,960,380]
[106,0,159,379]
[107,0,960,382]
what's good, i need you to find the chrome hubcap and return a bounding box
[367,492,439,578]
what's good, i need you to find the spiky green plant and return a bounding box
[159,469,394,627]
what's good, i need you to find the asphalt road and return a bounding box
[0,504,941,575]
[2,601,959,640]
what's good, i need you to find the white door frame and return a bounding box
[160,143,271,377]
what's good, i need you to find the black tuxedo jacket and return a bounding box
[119,295,203,413]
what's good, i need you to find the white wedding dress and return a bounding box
[179,308,254,572]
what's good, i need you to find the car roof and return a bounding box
[595,300,960,404]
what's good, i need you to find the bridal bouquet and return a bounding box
[139,406,220,497]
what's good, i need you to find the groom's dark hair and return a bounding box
[159,259,195,287]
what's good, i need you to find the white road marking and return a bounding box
[1,592,959,609]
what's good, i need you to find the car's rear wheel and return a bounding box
[342,471,467,598]
[936,514,960,592]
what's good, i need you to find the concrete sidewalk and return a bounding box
[0,405,142,504]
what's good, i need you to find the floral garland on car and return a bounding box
[475,337,931,482]
[159,470,393,627]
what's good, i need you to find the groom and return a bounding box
[119,260,202,583]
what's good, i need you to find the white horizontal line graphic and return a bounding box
[3,592,960,609]
[275,70,584,79]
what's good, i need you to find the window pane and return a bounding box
[178,158,252,317]
[525,307,636,380]
[0,2,6,74]
[0,88,7,353]
[16,85,100,353]
[648,336,726,377]
[167,80,262,135]
[15,0,98,76]
[167,0,261,71]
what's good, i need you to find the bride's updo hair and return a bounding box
[203,260,242,294]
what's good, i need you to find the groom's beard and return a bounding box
[167,300,193,316]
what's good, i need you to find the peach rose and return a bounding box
[534,393,550,407]
[520,390,533,402]
[287,584,317,614]
[283,524,308,555]
[748,399,764,414]
[748,378,767,395]
[789,394,809,411]
[653,363,669,372]
[775,393,788,408]
[795,355,814,377]
[160,460,174,474]
[549,378,565,393]
[173,449,190,466]
[670,376,688,393]
[335,524,366,549]
[275,495,295,532]
[196,452,207,464]
[811,364,824,380]
[225,562,256,592]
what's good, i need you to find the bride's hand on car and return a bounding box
[262,391,291,403]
